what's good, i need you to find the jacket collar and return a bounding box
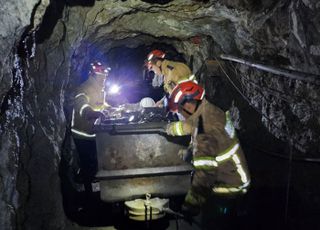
[188,98,207,120]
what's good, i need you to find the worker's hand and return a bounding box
[155,99,164,108]
[155,96,168,108]
[178,147,193,163]
[85,110,103,120]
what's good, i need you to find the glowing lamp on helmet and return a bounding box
[90,62,110,75]
[147,54,154,61]
[104,67,111,73]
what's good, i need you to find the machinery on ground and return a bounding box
[93,104,192,221]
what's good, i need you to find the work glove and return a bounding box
[155,95,168,108]
[155,99,164,108]
[165,123,174,135]
[178,146,193,163]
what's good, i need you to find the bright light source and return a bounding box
[109,84,120,94]
[128,115,135,122]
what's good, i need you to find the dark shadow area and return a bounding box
[66,0,95,6]
[36,0,66,43]
[36,0,95,44]
[101,43,188,105]
[60,132,114,227]
[244,147,320,230]
[105,45,163,104]
[140,0,173,5]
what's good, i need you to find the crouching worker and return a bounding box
[165,80,250,228]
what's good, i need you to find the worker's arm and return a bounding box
[74,93,102,120]
[166,120,193,136]
[155,95,169,108]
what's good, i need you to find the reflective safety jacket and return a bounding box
[71,76,109,139]
[160,60,196,94]
[166,99,250,194]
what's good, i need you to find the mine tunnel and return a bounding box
[0,1,320,230]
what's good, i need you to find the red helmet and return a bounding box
[147,50,166,61]
[90,61,111,75]
[145,50,166,70]
[168,80,205,113]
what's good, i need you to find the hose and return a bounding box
[220,54,320,84]
[203,55,320,163]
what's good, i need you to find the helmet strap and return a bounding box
[195,100,202,111]
[180,100,201,116]
[181,106,193,116]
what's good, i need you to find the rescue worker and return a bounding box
[165,80,250,227]
[146,49,196,107]
[71,61,110,194]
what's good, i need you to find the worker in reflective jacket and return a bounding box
[71,61,110,138]
[71,61,110,194]
[166,80,250,218]
[146,50,196,107]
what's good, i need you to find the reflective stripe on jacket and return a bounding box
[193,141,250,194]
[166,121,192,136]
[71,76,108,139]
[166,99,250,194]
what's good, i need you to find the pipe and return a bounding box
[220,54,320,83]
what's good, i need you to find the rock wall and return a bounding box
[0,1,53,229]
[234,0,320,153]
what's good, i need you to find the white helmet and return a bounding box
[139,97,156,108]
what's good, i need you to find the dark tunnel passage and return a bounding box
[1,1,320,230]
[74,43,192,106]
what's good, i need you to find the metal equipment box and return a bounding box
[94,109,192,202]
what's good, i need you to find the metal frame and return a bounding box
[96,165,193,180]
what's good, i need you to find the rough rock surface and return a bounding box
[0,0,319,229]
